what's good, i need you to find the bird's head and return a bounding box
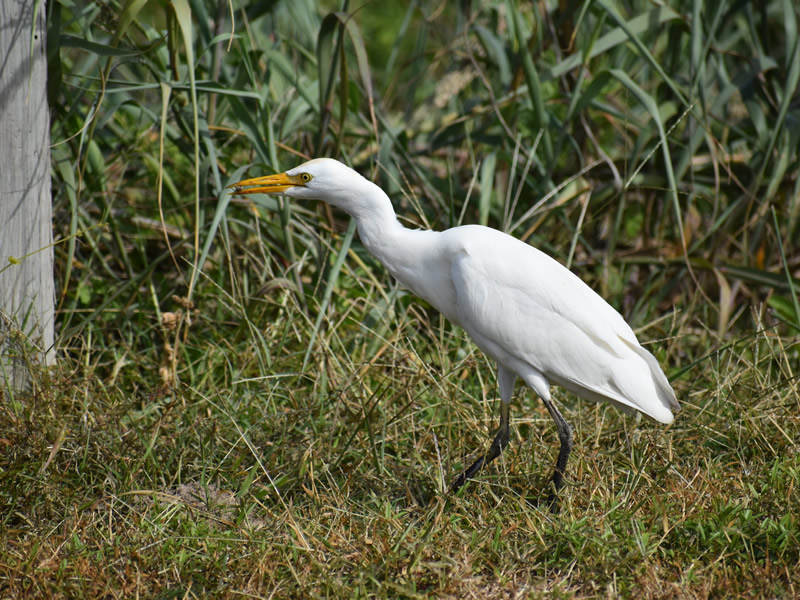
[229,158,379,215]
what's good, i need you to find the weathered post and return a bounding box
[0,0,55,391]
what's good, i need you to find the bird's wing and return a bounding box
[447,227,677,422]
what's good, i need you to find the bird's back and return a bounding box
[441,225,679,423]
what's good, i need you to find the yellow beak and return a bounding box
[228,172,305,195]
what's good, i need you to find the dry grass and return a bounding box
[1,291,798,597]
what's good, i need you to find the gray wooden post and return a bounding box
[0,0,56,391]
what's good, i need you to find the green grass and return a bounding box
[2,0,800,597]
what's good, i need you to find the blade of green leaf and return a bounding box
[172,0,202,301]
[478,153,496,226]
[772,207,800,330]
[303,219,357,370]
[59,34,142,56]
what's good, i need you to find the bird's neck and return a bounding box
[343,180,458,322]
[353,196,406,265]
[346,182,427,278]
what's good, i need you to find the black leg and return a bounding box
[540,396,573,509]
[450,400,511,492]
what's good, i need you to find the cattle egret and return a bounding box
[230,158,679,500]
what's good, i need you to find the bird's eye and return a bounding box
[300,173,312,183]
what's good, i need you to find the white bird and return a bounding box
[231,158,679,500]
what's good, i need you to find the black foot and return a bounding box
[519,492,560,513]
[449,421,510,493]
[450,455,487,493]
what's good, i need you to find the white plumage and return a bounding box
[232,158,679,499]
